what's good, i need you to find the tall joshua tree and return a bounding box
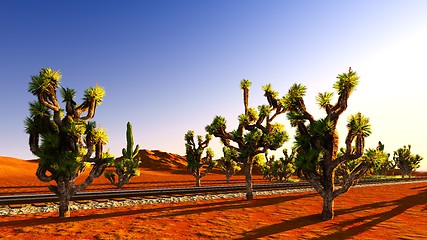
[219,146,241,183]
[393,145,423,178]
[206,79,288,200]
[286,68,372,220]
[184,130,216,187]
[105,122,141,188]
[25,68,114,218]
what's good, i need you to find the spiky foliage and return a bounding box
[184,130,216,187]
[393,145,423,178]
[105,122,141,188]
[286,68,371,220]
[260,149,296,183]
[206,79,289,200]
[365,141,392,175]
[219,147,241,183]
[25,68,114,218]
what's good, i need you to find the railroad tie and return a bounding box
[32,203,47,207]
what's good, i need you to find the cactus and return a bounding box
[105,122,141,188]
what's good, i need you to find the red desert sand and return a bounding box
[0,151,426,239]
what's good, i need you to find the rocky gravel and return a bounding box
[0,188,312,216]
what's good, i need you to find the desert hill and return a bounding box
[0,156,40,186]
[0,150,252,194]
[0,150,193,194]
[1,149,189,174]
[134,149,188,173]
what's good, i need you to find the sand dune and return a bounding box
[0,150,264,195]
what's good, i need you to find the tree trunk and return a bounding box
[195,168,201,187]
[244,161,254,200]
[322,194,334,220]
[57,177,72,218]
[225,171,231,184]
[195,175,201,187]
[322,169,335,220]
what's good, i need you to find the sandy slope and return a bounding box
[0,150,267,195]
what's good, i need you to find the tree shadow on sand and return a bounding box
[238,185,427,239]
[153,193,317,219]
[236,213,323,240]
[0,193,316,228]
[313,186,427,239]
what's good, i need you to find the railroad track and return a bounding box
[0,177,426,207]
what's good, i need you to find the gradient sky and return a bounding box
[1,1,426,171]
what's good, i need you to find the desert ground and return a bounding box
[0,151,426,239]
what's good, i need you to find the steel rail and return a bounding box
[0,177,426,206]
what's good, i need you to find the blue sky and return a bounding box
[1,1,426,171]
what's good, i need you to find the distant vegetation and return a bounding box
[259,149,295,183]
[218,147,241,183]
[184,130,216,187]
[393,145,423,178]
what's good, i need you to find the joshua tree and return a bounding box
[286,68,372,220]
[393,145,423,178]
[25,68,114,218]
[365,141,391,176]
[105,122,141,188]
[261,149,296,183]
[184,130,216,187]
[259,154,274,181]
[206,79,288,200]
[219,146,241,183]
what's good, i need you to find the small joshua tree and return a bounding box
[219,147,241,183]
[272,149,295,182]
[262,149,296,183]
[185,130,217,187]
[393,145,423,178]
[25,68,114,218]
[365,141,391,176]
[105,122,141,188]
[206,79,288,200]
[286,68,372,220]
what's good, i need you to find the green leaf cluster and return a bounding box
[240,79,252,89]
[334,69,359,95]
[316,92,334,108]
[238,108,259,124]
[84,84,105,105]
[347,112,371,138]
[28,68,62,96]
[282,84,307,108]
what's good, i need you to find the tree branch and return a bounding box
[36,165,55,182]
[333,161,369,198]
[72,163,106,194]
